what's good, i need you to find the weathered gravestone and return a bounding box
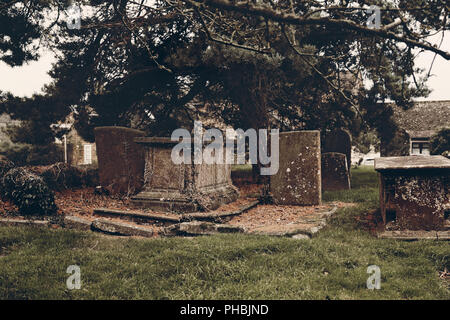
[270,131,321,205]
[322,129,352,171]
[321,152,351,191]
[131,137,238,213]
[375,156,450,230]
[94,126,146,195]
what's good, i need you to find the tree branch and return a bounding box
[185,0,450,60]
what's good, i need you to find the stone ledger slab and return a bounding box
[270,131,321,205]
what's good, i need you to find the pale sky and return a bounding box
[1,33,450,101]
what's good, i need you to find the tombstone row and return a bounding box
[94,127,352,212]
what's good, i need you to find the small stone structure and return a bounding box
[270,131,321,205]
[321,152,351,191]
[131,137,238,213]
[94,126,146,195]
[322,129,352,172]
[375,156,450,230]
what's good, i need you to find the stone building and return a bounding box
[381,100,450,157]
[53,112,98,167]
[0,113,21,144]
[64,127,97,166]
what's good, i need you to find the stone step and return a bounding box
[0,218,50,227]
[91,218,154,237]
[93,208,181,225]
[378,230,450,241]
[163,221,245,237]
[93,200,259,225]
[64,215,92,231]
[183,200,259,223]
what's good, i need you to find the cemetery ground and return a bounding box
[0,166,448,299]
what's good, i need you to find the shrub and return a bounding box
[0,158,15,177]
[0,142,63,166]
[79,165,99,187]
[40,163,99,191]
[0,159,15,199]
[430,128,450,157]
[2,167,57,215]
[41,163,83,191]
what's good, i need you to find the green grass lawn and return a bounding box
[0,166,448,300]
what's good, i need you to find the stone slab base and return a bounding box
[378,230,450,241]
[163,221,245,236]
[64,216,92,231]
[91,218,154,237]
[131,185,239,213]
[94,208,181,225]
[0,218,50,227]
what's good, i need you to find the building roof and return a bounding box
[391,100,450,134]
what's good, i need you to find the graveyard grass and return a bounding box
[0,166,448,300]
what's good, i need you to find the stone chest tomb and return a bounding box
[131,137,238,213]
[375,156,450,230]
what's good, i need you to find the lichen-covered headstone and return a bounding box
[322,129,352,171]
[270,131,321,205]
[321,152,351,191]
[94,126,146,195]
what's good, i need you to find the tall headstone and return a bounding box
[322,129,352,171]
[94,126,146,195]
[321,152,351,191]
[270,131,321,205]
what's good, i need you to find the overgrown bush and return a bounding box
[2,167,57,215]
[0,159,15,198]
[41,163,83,191]
[430,128,450,158]
[0,142,63,166]
[79,165,99,187]
[40,163,99,190]
[0,158,15,177]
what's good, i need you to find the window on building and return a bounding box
[83,144,92,164]
[411,141,430,155]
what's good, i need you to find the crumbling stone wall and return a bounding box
[321,152,351,191]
